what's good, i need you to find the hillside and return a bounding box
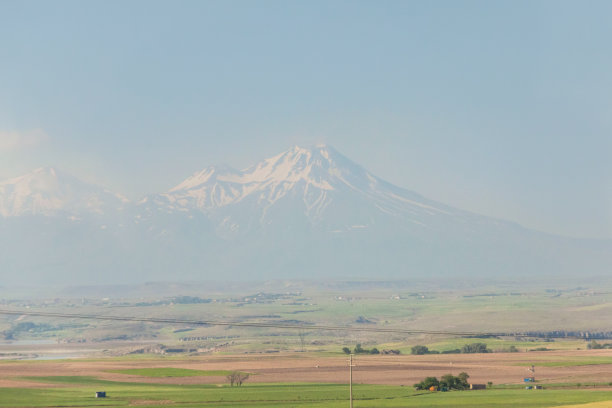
[1,146,610,285]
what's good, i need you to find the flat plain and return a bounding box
[3,282,612,407]
[3,350,612,407]
[4,350,612,387]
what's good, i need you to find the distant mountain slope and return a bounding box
[0,167,128,217]
[0,146,610,285]
[139,145,493,237]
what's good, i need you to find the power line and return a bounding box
[0,308,555,338]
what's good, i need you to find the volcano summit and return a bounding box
[1,145,609,285]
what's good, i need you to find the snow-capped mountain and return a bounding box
[149,145,442,214]
[1,146,610,285]
[139,145,485,237]
[0,167,128,217]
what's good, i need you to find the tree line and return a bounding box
[411,343,490,355]
[414,372,470,391]
[342,344,380,355]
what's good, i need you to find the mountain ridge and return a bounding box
[0,145,610,285]
[139,144,471,233]
[0,166,128,217]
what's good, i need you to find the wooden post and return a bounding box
[349,354,354,408]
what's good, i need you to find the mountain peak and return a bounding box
[240,144,346,186]
[285,143,338,158]
[31,166,57,175]
[0,167,128,217]
[155,145,419,220]
[4,166,58,184]
[169,164,241,192]
[4,146,609,286]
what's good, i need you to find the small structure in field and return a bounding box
[470,384,486,390]
[95,391,106,398]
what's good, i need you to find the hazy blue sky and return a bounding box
[1,0,611,238]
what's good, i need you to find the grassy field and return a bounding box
[4,283,612,407]
[3,376,612,408]
[4,283,612,357]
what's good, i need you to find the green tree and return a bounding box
[226,371,250,387]
[414,376,439,390]
[457,372,470,389]
[461,342,488,354]
[439,374,456,389]
[342,347,351,354]
[414,373,470,391]
[411,345,429,355]
[439,373,469,390]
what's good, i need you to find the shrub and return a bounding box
[461,343,489,354]
[588,340,603,350]
[411,345,429,355]
[414,376,440,390]
[345,344,380,354]
[415,373,470,391]
[226,371,249,387]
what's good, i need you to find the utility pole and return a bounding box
[349,353,354,408]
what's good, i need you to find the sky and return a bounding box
[0,0,611,239]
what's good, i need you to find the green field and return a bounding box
[4,283,612,407]
[4,376,612,408]
[4,282,612,357]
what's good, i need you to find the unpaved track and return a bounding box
[2,350,612,388]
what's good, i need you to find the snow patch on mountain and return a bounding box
[1,145,611,285]
[0,167,128,217]
[136,144,468,238]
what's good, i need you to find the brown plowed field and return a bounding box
[2,350,612,388]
